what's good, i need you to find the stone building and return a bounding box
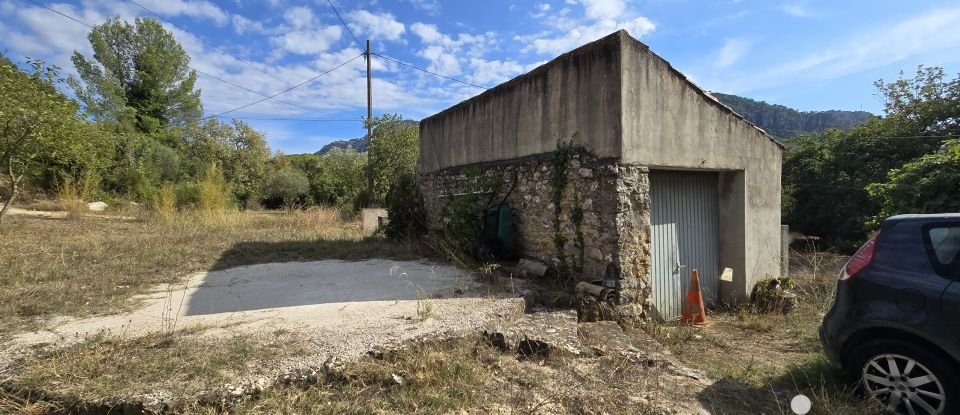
[418,30,784,320]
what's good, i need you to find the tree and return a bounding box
[263,168,310,208]
[874,66,960,138]
[70,16,201,135]
[367,114,419,205]
[868,139,960,221]
[783,67,959,250]
[179,119,270,204]
[0,57,91,224]
[288,149,367,207]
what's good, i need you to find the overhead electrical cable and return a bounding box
[24,0,94,28]
[213,116,363,122]
[372,52,488,89]
[325,0,363,50]
[193,69,330,114]
[24,0,363,123]
[201,54,364,120]
[126,0,290,85]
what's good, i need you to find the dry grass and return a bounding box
[644,250,881,414]
[4,331,709,414]
[0,208,422,339]
[189,336,701,415]
[11,327,306,405]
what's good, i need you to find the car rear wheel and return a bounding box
[848,339,958,415]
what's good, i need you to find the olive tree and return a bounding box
[0,57,89,224]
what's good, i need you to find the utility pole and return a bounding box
[365,39,374,205]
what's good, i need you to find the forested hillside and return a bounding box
[713,93,872,138]
[317,137,367,154]
[317,120,417,154]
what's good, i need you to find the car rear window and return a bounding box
[923,223,960,278]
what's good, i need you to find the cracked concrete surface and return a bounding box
[1,259,526,374]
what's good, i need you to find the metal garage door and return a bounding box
[650,172,720,320]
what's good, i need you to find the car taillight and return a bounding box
[841,233,878,280]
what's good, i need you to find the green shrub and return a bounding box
[263,168,310,208]
[384,172,426,240]
[750,277,799,314]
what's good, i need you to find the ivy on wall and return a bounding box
[550,137,587,281]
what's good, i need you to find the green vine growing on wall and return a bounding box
[550,137,586,279]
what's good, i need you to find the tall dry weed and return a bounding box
[154,184,177,220]
[196,164,233,217]
[56,173,98,219]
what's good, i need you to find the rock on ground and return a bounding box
[87,201,108,212]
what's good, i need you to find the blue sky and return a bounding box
[2,0,960,153]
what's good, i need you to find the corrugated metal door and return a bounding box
[650,172,720,320]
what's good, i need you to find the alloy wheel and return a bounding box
[862,353,946,415]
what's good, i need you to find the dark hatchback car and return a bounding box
[820,214,960,414]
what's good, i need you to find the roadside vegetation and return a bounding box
[782,66,960,251]
[0,16,419,229]
[645,249,883,414]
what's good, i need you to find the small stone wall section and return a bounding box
[419,152,651,315]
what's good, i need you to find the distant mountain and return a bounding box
[315,120,418,154]
[315,98,864,152]
[712,93,873,139]
[317,136,367,154]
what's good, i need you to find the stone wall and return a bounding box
[419,151,652,315]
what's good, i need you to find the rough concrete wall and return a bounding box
[419,153,651,312]
[619,34,783,299]
[418,34,623,174]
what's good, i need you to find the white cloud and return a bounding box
[0,0,507,151]
[283,6,314,29]
[712,6,960,93]
[267,6,343,56]
[467,58,524,85]
[781,3,812,17]
[271,25,343,55]
[579,0,625,20]
[410,22,443,44]
[519,0,656,55]
[715,38,752,68]
[404,0,440,14]
[532,3,552,18]
[135,0,229,25]
[524,16,655,54]
[231,15,264,34]
[418,45,462,75]
[346,10,405,41]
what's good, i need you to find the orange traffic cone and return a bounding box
[681,268,707,325]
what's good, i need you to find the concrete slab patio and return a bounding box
[1,259,526,373]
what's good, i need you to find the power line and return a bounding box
[125,0,290,86]
[24,1,362,124]
[23,0,93,28]
[213,116,362,122]
[204,53,364,120]
[373,52,488,89]
[194,69,328,114]
[325,0,362,50]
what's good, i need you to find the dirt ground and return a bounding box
[1,260,528,401]
[0,209,865,414]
